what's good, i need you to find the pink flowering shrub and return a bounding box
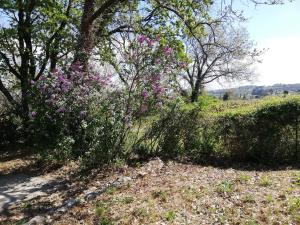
[116,35,186,118]
[29,36,187,165]
[31,63,111,119]
[30,63,115,161]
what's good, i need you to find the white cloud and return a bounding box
[207,36,300,90]
[256,36,300,85]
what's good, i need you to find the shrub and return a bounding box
[0,101,23,146]
[30,63,115,163]
[29,36,184,167]
[214,97,300,164]
[140,96,300,165]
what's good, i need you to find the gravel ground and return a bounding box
[1,158,300,225]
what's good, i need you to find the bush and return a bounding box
[215,97,300,163]
[28,36,184,167]
[0,100,23,146]
[139,96,300,165]
[136,99,219,161]
[29,63,115,163]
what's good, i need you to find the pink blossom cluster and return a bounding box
[122,35,184,114]
[31,62,111,119]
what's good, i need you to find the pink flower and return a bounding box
[146,39,156,47]
[153,85,163,95]
[30,111,37,117]
[163,46,173,56]
[58,75,66,82]
[56,106,66,114]
[141,90,149,99]
[140,104,148,113]
[137,35,148,43]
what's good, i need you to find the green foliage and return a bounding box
[265,195,273,203]
[132,207,149,218]
[216,181,234,194]
[242,195,256,203]
[139,95,300,165]
[223,92,230,101]
[122,196,134,204]
[288,197,300,214]
[236,174,251,184]
[152,190,169,202]
[197,94,221,110]
[259,176,272,187]
[95,202,114,225]
[0,106,23,146]
[291,172,300,186]
[165,211,176,222]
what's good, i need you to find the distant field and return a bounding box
[198,95,300,116]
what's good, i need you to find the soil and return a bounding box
[0,150,299,225]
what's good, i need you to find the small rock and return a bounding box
[138,158,164,176]
[57,206,67,213]
[112,176,132,188]
[64,198,79,208]
[84,191,98,201]
[137,171,148,178]
[25,216,46,225]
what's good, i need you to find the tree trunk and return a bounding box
[20,78,30,121]
[73,0,96,70]
[191,79,202,102]
[50,38,59,71]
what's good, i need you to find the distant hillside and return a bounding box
[208,83,300,99]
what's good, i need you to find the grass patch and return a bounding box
[288,197,300,213]
[291,172,300,186]
[165,210,176,222]
[181,186,203,202]
[259,176,272,187]
[106,186,117,195]
[122,196,134,204]
[151,190,169,202]
[95,202,114,225]
[236,174,251,183]
[242,195,256,204]
[265,194,273,203]
[216,180,234,195]
[132,207,149,218]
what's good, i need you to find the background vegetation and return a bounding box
[0,0,297,169]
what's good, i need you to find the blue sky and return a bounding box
[209,0,300,89]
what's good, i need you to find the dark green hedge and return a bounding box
[140,97,300,165]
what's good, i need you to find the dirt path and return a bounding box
[0,151,76,224]
[0,172,59,214]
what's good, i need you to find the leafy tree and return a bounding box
[73,0,212,68]
[182,21,261,102]
[0,0,212,118]
[0,0,76,120]
[223,92,230,101]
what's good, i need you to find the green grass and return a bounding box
[165,210,176,221]
[236,174,251,183]
[201,95,300,117]
[265,194,273,203]
[242,195,256,204]
[216,180,234,195]
[259,176,272,187]
[151,190,169,202]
